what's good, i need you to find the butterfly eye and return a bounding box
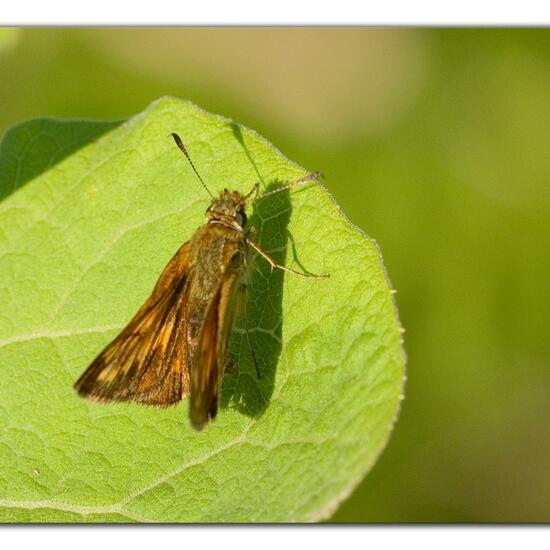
[235,209,247,228]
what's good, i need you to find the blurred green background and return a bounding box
[1,28,549,522]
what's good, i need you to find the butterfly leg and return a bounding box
[224,354,236,375]
[242,182,260,203]
[254,171,324,201]
[245,238,329,280]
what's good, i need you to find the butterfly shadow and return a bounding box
[219,122,294,420]
[220,179,292,421]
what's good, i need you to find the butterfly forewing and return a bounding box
[74,242,192,405]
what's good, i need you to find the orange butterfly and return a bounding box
[75,133,328,430]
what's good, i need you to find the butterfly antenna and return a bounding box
[254,171,324,202]
[170,133,214,199]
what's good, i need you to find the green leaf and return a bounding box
[0,97,405,522]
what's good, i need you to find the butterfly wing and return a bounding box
[188,252,244,430]
[74,242,192,406]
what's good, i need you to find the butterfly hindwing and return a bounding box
[188,252,244,429]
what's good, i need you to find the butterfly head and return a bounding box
[205,189,248,231]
